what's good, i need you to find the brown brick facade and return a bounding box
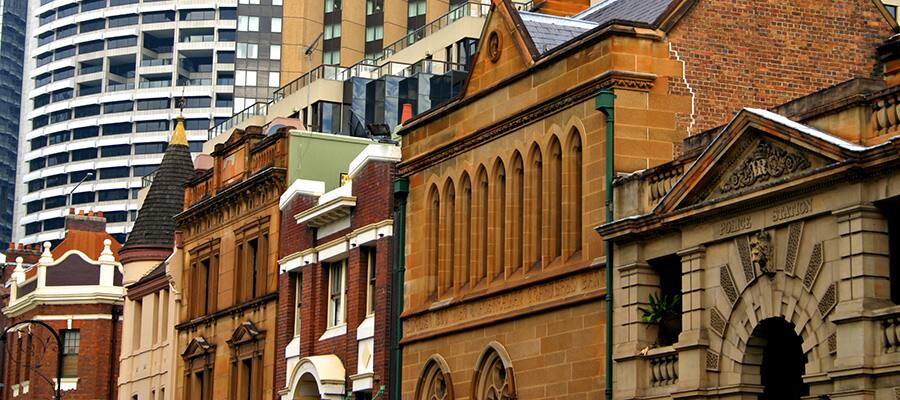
[276,156,398,399]
[666,0,894,135]
[2,304,122,400]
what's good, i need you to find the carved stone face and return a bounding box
[750,231,773,276]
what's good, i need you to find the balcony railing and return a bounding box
[141,58,173,67]
[376,0,533,64]
[208,101,270,139]
[648,351,678,387]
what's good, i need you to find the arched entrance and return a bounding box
[293,373,320,400]
[749,318,808,399]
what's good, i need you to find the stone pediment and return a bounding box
[228,320,263,346]
[182,336,214,360]
[657,109,852,213]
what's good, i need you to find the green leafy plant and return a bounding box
[639,293,681,324]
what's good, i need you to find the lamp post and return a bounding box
[67,172,94,208]
[0,320,65,400]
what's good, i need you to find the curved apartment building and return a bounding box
[15,0,283,245]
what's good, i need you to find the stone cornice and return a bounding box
[176,167,286,225]
[401,266,603,344]
[175,292,277,331]
[398,70,655,176]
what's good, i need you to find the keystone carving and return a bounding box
[720,140,811,194]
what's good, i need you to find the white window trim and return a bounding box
[326,260,346,328]
[366,249,376,316]
[319,323,346,341]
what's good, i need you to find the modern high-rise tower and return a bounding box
[14,0,283,245]
[0,0,27,245]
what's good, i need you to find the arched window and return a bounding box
[567,130,583,256]
[472,342,516,400]
[527,145,542,271]
[460,173,472,288]
[476,166,489,284]
[415,355,454,400]
[549,136,562,262]
[441,179,456,296]
[491,159,506,281]
[510,152,524,274]
[428,185,440,300]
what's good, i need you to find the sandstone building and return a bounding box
[117,115,196,400]
[599,34,900,398]
[395,0,894,398]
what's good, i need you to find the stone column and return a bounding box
[613,243,659,399]
[674,246,709,392]
[831,204,889,398]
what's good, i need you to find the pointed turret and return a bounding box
[119,115,195,268]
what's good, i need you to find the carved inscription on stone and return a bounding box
[718,215,752,238]
[403,271,602,337]
[783,222,803,276]
[720,265,739,305]
[736,236,755,282]
[709,307,726,337]
[771,199,812,223]
[818,283,837,316]
[750,230,774,277]
[720,140,812,194]
[803,242,824,291]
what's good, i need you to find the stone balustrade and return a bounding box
[648,351,679,387]
[872,88,900,136]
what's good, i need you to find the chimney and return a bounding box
[532,0,591,16]
[400,103,414,125]
[66,208,108,233]
[5,242,42,266]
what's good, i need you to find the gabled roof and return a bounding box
[122,117,195,250]
[574,0,676,27]
[654,108,865,215]
[520,11,597,54]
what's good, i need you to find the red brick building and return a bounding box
[277,142,400,400]
[1,211,123,400]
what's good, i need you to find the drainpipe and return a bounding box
[595,89,616,400]
[390,177,409,400]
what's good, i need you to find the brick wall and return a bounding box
[3,304,122,400]
[275,158,397,398]
[667,0,894,134]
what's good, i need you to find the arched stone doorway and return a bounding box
[747,317,809,400]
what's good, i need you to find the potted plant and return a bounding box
[639,293,681,346]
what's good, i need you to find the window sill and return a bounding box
[53,377,78,391]
[319,324,346,341]
[356,314,375,340]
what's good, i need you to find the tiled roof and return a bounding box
[520,11,598,54]
[574,0,675,27]
[122,118,195,249]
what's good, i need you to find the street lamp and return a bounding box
[0,320,65,400]
[67,172,94,208]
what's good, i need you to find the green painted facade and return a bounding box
[287,130,373,191]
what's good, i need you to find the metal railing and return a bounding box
[208,101,270,139]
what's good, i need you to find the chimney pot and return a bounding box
[8,243,12,249]
[17,243,23,250]
[97,211,104,218]
[88,211,94,217]
[69,208,75,215]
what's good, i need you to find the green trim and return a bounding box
[595,89,615,400]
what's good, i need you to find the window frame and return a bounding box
[326,260,347,328]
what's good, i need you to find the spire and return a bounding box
[121,104,195,256]
[170,97,188,146]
